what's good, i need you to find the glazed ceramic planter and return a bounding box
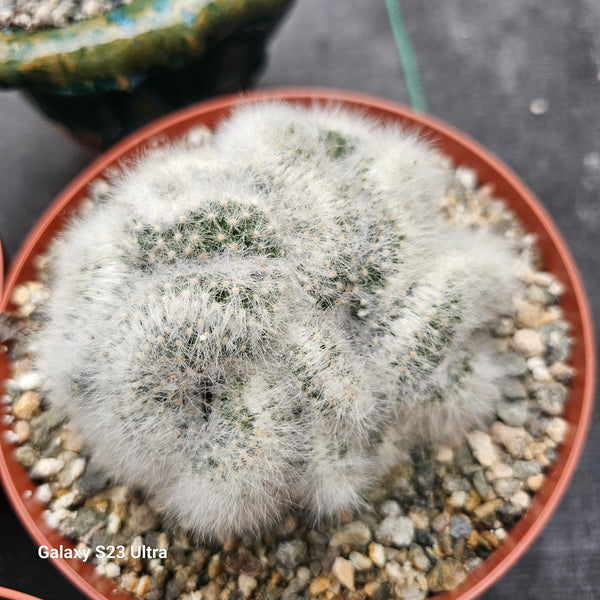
[0,89,595,600]
[0,0,293,148]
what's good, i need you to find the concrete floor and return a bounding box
[0,1,599,598]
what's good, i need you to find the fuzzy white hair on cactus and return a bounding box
[35,101,517,540]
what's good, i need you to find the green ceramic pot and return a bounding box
[0,0,293,148]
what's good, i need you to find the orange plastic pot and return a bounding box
[0,89,595,600]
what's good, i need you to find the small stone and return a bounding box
[35,483,53,504]
[121,572,139,594]
[13,420,31,443]
[512,329,544,357]
[512,459,542,479]
[431,511,450,533]
[332,556,354,590]
[376,516,415,548]
[128,502,159,533]
[364,581,383,599]
[448,490,467,508]
[427,558,467,592]
[15,372,45,391]
[12,391,41,420]
[11,285,30,306]
[510,490,531,510]
[492,317,515,337]
[238,574,258,598]
[467,430,498,467]
[106,513,121,535]
[53,491,77,509]
[472,469,493,500]
[309,576,330,595]
[435,446,454,463]
[136,575,152,596]
[385,561,405,585]
[449,515,473,539]
[58,457,86,488]
[76,464,110,496]
[104,562,121,578]
[297,566,312,581]
[493,478,522,499]
[503,353,529,377]
[496,401,529,427]
[527,473,546,491]
[530,382,568,415]
[15,445,38,468]
[207,554,221,579]
[408,509,429,530]
[380,499,401,517]
[330,521,372,548]
[201,581,220,600]
[549,362,575,384]
[276,540,306,569]
[349,551,372,571]
[31,457,64,479]
[474,499,502,520]
[501,379,527,401]
[368,542,386,568]
[490,422,532,458]
[408,544,431,571]
[516,302,542,329]
[546,417,568,443]
[486,463,513,481]
[64,508,103,539]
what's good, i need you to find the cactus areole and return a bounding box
[36,102,517,540]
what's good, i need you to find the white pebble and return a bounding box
[52,491,77,509]
[448,490,467,508]
[546,417,568,444]
[435,445,454,463]
[332,556,355,590]
[35,483,53,504]
[368,542,386,568]
[106,512,121,535]
[467,430,499,467]
[512,329,544,357]
[511,490,531,510]
[31,457,65,479]
[15,372,45,391]
[104,562,121,578]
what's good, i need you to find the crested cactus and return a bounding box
[36,102,517,539]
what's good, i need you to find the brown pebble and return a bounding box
[332,556,355,590]
[431,511,451,533]
[364,581,382,599]
[136,575,152,596]
[309,576,330,595]
[12,391,41,419]
[120,572,139,594]
[427,558,467,592]
[207,553,221,579]
[13,420,31,443]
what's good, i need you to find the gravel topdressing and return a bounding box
[2,157,573,600]
[0,0,129,31]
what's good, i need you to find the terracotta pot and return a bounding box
[0,89,595,600]
[0,586,43,600]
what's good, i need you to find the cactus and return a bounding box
[35,102,517,540]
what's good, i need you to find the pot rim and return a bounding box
[0,586,44,600]
[0,87,595,600]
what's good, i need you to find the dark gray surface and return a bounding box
[0,0,599,598]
